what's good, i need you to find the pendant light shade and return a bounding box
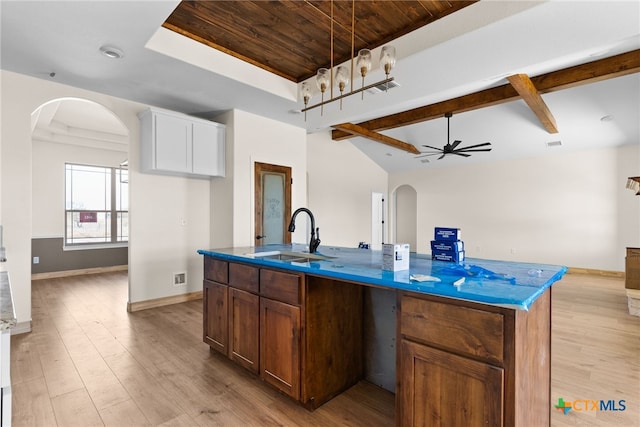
[356,49,372,77]
[380,46,396,76]
[300,82,312,120]
[316,68,330,115]
[316,68,330,93]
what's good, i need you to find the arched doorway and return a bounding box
[31,98,130,277]
[394,184,417,251]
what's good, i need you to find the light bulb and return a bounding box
[380,46,396,76]
[316,68,330,93]
[300,82,312,121]
[356,49,372,78]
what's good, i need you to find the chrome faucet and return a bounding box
[288,208,321,254]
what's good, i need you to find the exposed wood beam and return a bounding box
[333,49,640,140]
[507,73,558,133]
[332,122,420,154]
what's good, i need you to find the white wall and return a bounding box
[32,140,127,238]
[216,109,307,248]
[0,70,215,329]
[307,131,389,248]
[389,144,640,271]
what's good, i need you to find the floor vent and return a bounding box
[173,272,187,286]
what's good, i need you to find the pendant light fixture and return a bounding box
[301,0,396,119]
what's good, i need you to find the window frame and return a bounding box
[64,162,128,248]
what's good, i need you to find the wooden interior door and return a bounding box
[254,162,292,246]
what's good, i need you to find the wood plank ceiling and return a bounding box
[163,0,477,82]
[163,1,639,154]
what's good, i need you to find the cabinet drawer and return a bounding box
[401,295,504,365]
[204,257,228,283]
[260,269,301,305]
[229,263,259,293]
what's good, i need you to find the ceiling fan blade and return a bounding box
[450,140,462,150]
[421,144,443,151]
[457,142,492,150]
[414,152,443,158]
[453,152,471,157]
[437,154,446,160]
[455,148,492,153]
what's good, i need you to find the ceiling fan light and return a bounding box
[379,45,396,76]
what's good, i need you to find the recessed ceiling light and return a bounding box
[546,140,562,148]
[99,45,124,59]
[600,114,614,122]
[386,153,393,157]
[420,158,430,163]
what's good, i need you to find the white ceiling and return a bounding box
[1,0,639,172]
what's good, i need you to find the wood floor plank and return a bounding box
[50,388,104,427]
[11,377,57,427]
[13,270,639,427]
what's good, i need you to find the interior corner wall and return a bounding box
[0,70,214,328]
[228,109,307,248]
[209,110,235,249]
[306,131,389,248]
[389,144,640,272]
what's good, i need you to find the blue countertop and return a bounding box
[197,244,568,311]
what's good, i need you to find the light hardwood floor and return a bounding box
[10,272,639,426]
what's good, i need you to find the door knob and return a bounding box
[256,235,267,240]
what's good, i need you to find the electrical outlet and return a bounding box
[33,256,40,264]
[173,272,187,286]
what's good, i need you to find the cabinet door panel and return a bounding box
[229,288,260,374]
[192,121,225,176]
[154,113,191,172]
[400,340,503,427]
[260,298,300,400]
[203,280,228,355]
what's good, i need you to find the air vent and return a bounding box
[546,140,562,148]
[366,80,401,95]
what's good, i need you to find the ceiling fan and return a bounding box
[416,112,492,160]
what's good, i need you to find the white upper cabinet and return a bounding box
[139,108,225,178]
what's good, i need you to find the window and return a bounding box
[65,163,128,246]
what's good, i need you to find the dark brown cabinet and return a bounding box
[229,287,260,373]
[399,340,503,426]
[203,256,363,409]
[203,280,228,354]
[397,291,552,427]
[260,297,301,399]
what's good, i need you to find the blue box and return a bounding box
[431,240,464,252]
[434,227,461,241]
[432,249,465,263]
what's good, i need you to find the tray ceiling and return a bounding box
[163,0,477,82]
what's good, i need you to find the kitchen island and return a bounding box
[198,244,567,426]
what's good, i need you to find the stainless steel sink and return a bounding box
[245,250,333,262]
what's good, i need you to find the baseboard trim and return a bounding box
[127,291,203,312]
[32,265,128,280]
[566,267,624,278]
[10,321,32,336]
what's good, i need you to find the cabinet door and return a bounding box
[192,121,225,177]
[260,298,301,400]
[229,288,260,374]
[203,280,228,355]
[399,340,504,427]
[154,112,191,173]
